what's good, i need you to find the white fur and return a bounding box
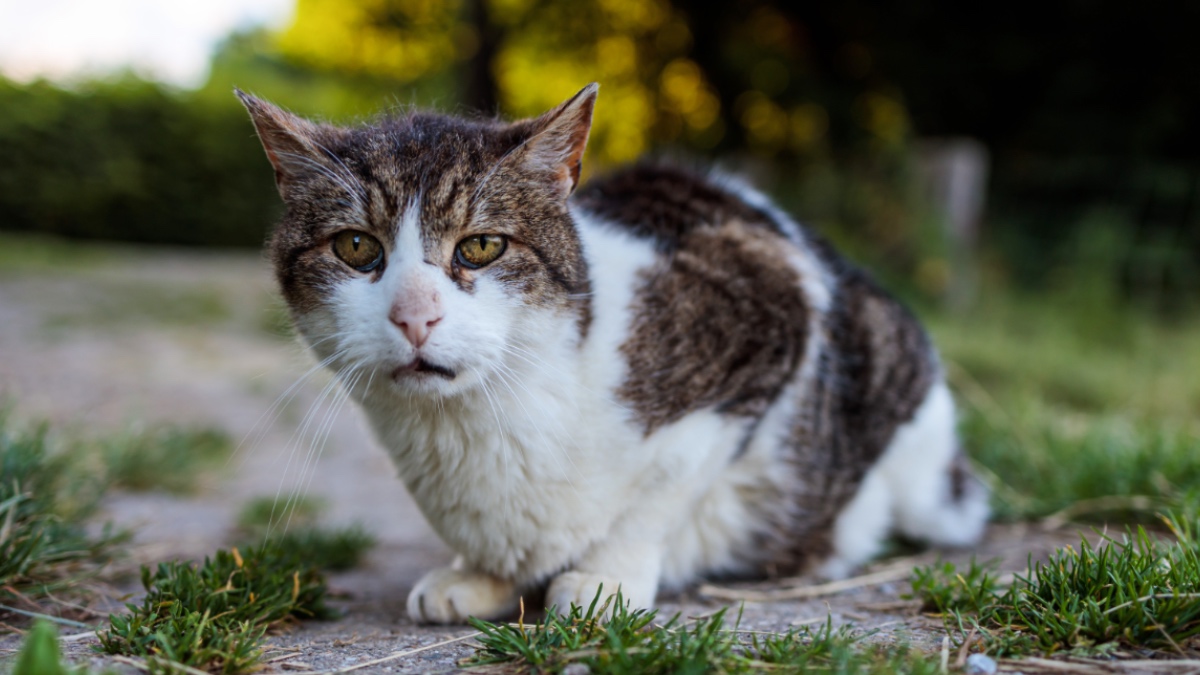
[878,380,989,546]
[819,380,990,579]
[294,197,987,624]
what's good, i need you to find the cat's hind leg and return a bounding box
[818,380,988,579]
[876,380,989,547]
[816,468,895,579]
[407,557,520,623]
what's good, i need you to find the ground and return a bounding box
[0,242,1090,673]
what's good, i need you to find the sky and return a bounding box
[0,0,294,87]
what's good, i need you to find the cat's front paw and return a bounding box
[407,567,519,624]
[546,571,655,617]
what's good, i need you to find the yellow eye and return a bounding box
[332,231,384,272]
[455,234,507,269]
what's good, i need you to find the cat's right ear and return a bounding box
[516,83,599,199]
[235,89,328,198]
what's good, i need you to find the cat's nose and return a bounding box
[390,300,443,348]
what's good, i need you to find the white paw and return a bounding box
[545,571,654,617]
[407,567,519,624]
[815,556,856,582]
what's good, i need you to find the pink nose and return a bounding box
[390,304,442,348]
[390,301,443,348]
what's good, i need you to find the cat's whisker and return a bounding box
[301,331,350,355]
[310,139,371,206]
[230,348,345,472]
[475,377,514,521]
[274,151,367,207]
[288,361,365,530]
[272,369,347,536]
[359,365,379,401]
[291,366,366,532]
[489,363,584,493]
[267,361,354,537]
[498,343,635,414]
[494,344,586,420]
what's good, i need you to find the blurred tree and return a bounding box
[6,0,1197,305]
[273,0,901,165]
[0,76,279,246]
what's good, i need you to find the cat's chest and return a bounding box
[363,389,641,580]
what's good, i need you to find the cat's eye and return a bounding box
[456,234,507,269]
[332,231,384,272]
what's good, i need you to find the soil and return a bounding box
[0,246,1086,673]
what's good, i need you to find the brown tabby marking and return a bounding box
[768,269,938,572]
[617,219,809,434]
[578,165,812,435]
[947,452,973,501]
[575,164,788,249]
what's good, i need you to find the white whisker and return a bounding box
[267,361,353,537]
[230,348,344,471]
[489,364,583,492]
[290,367,365,531]
[475,377,513,521]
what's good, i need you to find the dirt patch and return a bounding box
[0,247,1085,673]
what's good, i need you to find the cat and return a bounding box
[237,83,989,624]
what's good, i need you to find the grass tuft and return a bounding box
[910,512,1200,657]
[234,495,377,571]
[466,590,942,674]
[907,558,1003,615]
[97,543,333,673]
[0,420,123,601]
[258,526,377,572]
[98,426,232,495]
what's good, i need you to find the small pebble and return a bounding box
[562,664,592,675]
[965,653,997,675]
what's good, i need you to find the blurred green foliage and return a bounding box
[1,1,1198,307]
[0,76,277,246]
[928,284,1200,521]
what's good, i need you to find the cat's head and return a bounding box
[238,85,597,397]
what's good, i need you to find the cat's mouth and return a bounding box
[392,358,457,381]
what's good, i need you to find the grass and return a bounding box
[40,284,233,334]
[97,425,232,495]
[9,620,123,675]
[235,495,377,572]
[908,512,1200,658]
[963,411,1198,520]
[0,420,123,602]
[11,621,85,675]
[0,415,231,607]
[928,290,1200,522]
[96,544,333,674]
[0,412,377,674]
[466,592,942,674]
[908,558,1004,617]
[0,232,116,275]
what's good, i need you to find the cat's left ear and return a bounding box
[520,83,599,198]
[235,88,333,198]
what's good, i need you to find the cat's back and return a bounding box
[571,164,829,436]
[572,163,801,250]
